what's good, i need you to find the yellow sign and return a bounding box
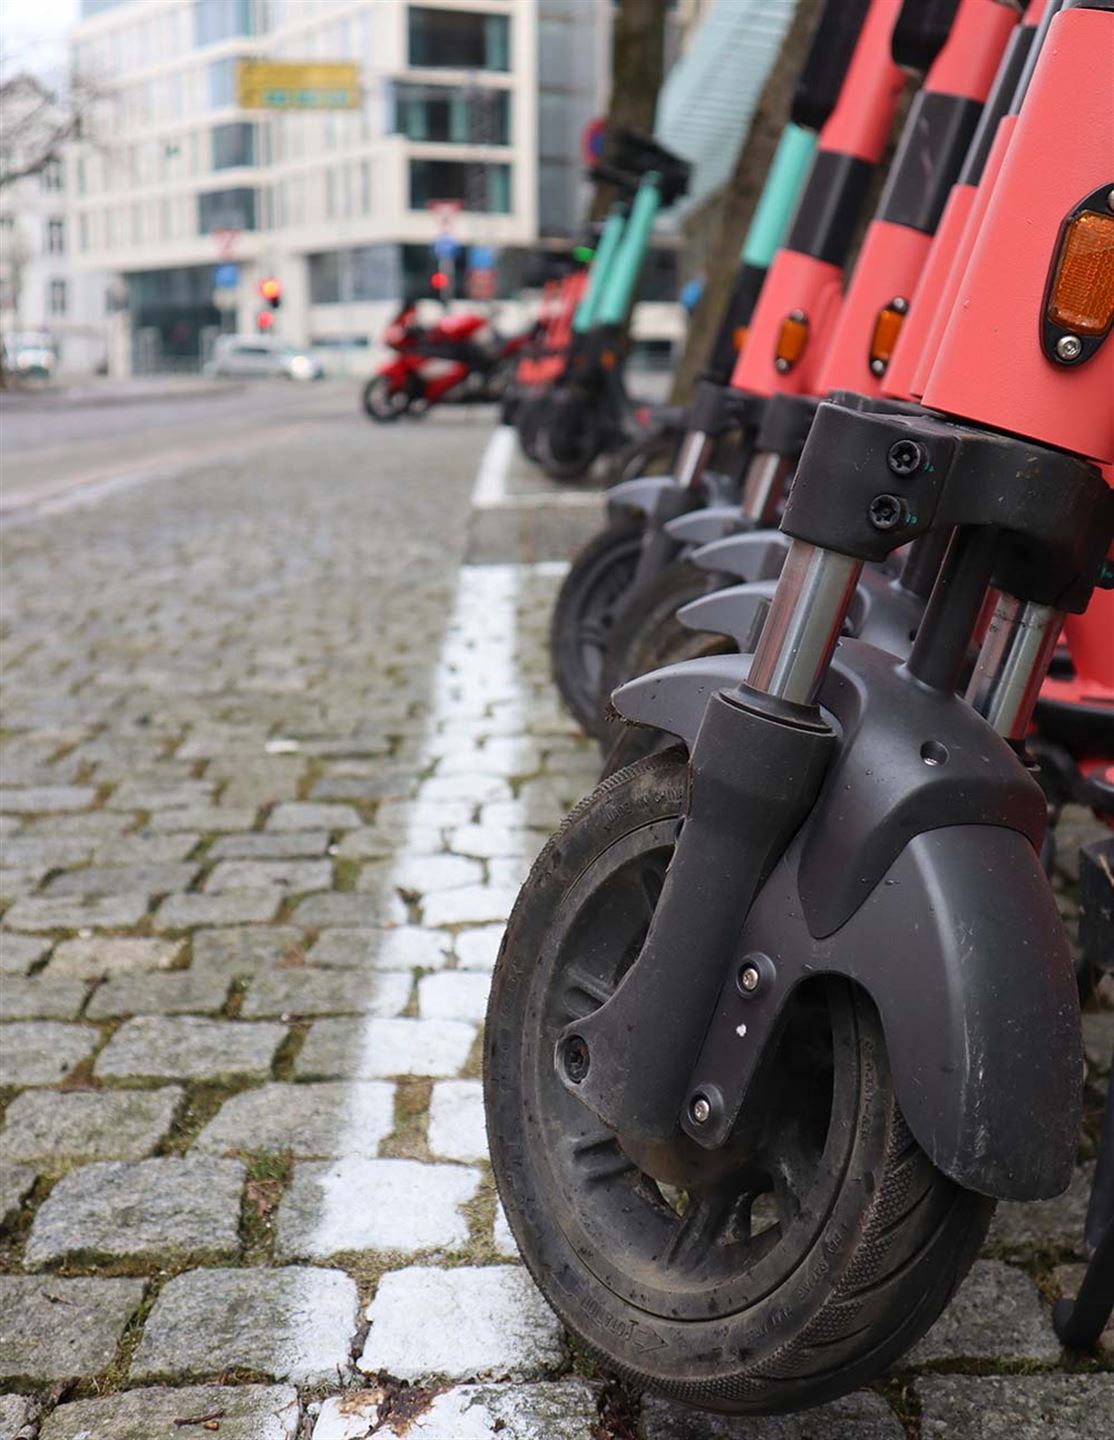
[237,61,361,111]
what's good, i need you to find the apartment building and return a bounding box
[68,0,616,372]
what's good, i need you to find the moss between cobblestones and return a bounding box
[379,1079,433,1162]
[333,858,360,893]
[272,1021,309,1081]
[158,1082,259,1156]
[456,1170,499,1267]
[872,1376,921,1438]
[237,1149,294,1264]
[459,1028,485,1081]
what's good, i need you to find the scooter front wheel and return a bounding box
[362,374,413,422]
[549,522,645,737]
[484,750,993,1414]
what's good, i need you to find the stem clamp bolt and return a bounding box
[1055,334,1083,363]
[562,1036,590,1084]
[690,1094,712,1125]
[887,439,926,476]
[868,493,907,532]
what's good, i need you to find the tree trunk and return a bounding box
[591,0,670,220]
[669,0,821,403]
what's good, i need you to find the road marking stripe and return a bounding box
[470,424,517,508]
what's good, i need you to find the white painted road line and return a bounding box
[470,424,517,508]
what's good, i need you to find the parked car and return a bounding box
[204,335,322,381]
[2,332,57,381]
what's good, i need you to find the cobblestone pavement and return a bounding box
[1,406,1111,1438]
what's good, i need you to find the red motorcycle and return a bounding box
[361,303,539,422]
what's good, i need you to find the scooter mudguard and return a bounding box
[606,475,684,527]
[677,583,780,650]
[609,642,1081,1201]
[662,507,747,549]
[690,531,793,581]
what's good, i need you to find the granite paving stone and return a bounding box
[0,1275,145,1382]
[917,1374,1114,1438]
[293,893,407,929]
[21,812,127,838]
[0,1087,182,1165]
[39,1384,300,1440]
[276,1156,480,1260]
[988,1162,1094,1255]
[492,1201,518,1259]
[156,889,282,929]
[268,803,362,832]
[454,924,506,973]
[427,1080,488,1163]
[309,926,452,971]
[209,831,331,860]
[147,805,259,833]
[421,885,521,928]
[192,925,307,975]
[642,1392,904,1438]
[357,1265,565,1381]
[418,971,491,1022]
[0,934,49,976]
[0,977,87,1021]
[910,1260,1060,1363]
[89,830,203,864]
[0,787,96,814]
[241,968,412,1019]
[105,779,214,810]
[311,1381,601,1440]
[44,935,183,978]
[95,1015,285,1082]
[0,836,93,871]
[85,968,231,1018]
[130,1266,359,1385]
[25,1155,245,1266]
[3,892,150,932]
[1082,1007,1113,1074]
[360,854,484,897]
[0,1394,34,1440]
[206,859,334,894]
[0,1022,97,1086]
[0,870,44,904]
[44,863,200,897]
[296,1017,476,1079]
[0,1165,36,1227]
[1052,1264,1113,1357]
[195,1081,396,1158]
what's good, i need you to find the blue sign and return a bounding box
[214,263,239,289]
[468,245,495,271]
[432,234,460,260]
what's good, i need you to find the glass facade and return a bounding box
[212,123,255,170]
[408,7,511,71]
[308,245,403,304]
[197,187,256,233]
[194,0,254,48]
[394,84,510,146]
[410,159,511,214]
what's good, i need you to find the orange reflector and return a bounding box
[1047,210,1114,338]
[733,325,749,353]
[601,350,617,370]
[774,311,808,373]
[868,299,908,375]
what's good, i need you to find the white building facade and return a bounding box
[69,0,619,373]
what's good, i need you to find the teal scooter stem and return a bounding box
[572,203,629,336]
[594,172,664,331]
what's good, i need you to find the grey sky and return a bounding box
[2,0,80,80]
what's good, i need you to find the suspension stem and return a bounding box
[674,428,714,490]
[966,594,1063,739]
[905,527,999,693]
[740,451,792,526]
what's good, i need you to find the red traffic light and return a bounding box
[430,271,449,292]
[256,309,275,331]
[260,277,282,306]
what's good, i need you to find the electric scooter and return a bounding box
[484,0,1113,1411]
[550,0,910,735]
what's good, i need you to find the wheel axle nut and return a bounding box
[868,493,907,532]
[887,439,926,477]
[563,1035,590,1084]
[690,1094,712,1125]
[739,963,761,993]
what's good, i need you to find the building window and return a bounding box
[197,187,256,233]
[79,214,89,251]
[208,58,237,108]
[46,218,66,254]
[308,245,402,304]
[409,159,511,214]
[49,278,67,315]
[40,158,63,192]
[212,122,255,170]
[408,7,510,71]
[394,84,509,145]
[194,0,253,48]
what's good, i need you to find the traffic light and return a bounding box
[260,277,282,308]
[256,309,275,332]
[430,270,449,293]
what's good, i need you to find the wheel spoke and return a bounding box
[560,962,615,1018]
[570,1130,638,1186]
[662,1186,736,1272]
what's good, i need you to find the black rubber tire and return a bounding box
[598,560,726,722]
[550,522,646,738]
[516,394,547,462]
[362,374,413,422]
[485,750,994,1415]
[605,431,678,487]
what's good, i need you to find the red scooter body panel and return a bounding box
[922,7,1114,463]
[728,250,844,397]
[817,0,906,162]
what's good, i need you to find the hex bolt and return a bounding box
[887,439,926,477]
[690,1094,712,1125]
[563,1035,590,1084]
[739,963,761,993]
[868,493,907,532]
[1056,334,1083,363]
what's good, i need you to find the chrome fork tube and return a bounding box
[674,428,713,490]
[740,450,792,525]
[747,541,863,706]
[966,594,1063,739]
